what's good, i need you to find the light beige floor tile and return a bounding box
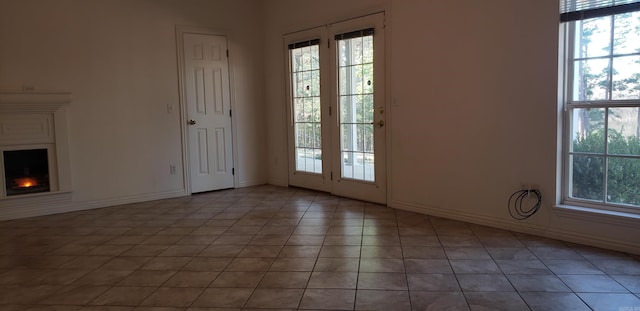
[357,272,408,290]
[449,259,501,274]
[224,258,273,272]
[190,287,253,308]
[210,271,264,287]
[465,292,529,310]
[507,274,571,292]
[181,257,232,272]
[318,246,361,258]
[269,257,316,272]
[404,259,452,273]
[140,257,191,271]
[410,291,469,310]
[313,257,359,272]
[89,286,156,306]
[42,285,111,305]
[258,271,311,288]
[307,272,357,289]
[32,269,90,286]
[520,292,590,311]
[457,274,514,292]
[359,258,405,273]
[140,287,204,307]
[237,245,282,257]
[407,273,460,291]
[244,288,304,309]
[73,270,134,286]
[355,289,411,311]
[163,271,218,287]
[117,270,176,287]
[0,285,62,304]
[299,289,355,310]
[278,246,321,258]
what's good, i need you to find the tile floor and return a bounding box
[0,185,639,310]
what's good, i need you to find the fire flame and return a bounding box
[15,177,38,188]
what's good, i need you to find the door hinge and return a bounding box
[229,110,232,118]
[330,171,333,180]
[226,49,229,58]
[329,106,332,116]
[327,39,330,48]
[232,168,235,175]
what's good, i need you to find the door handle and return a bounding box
[370,120,384,127]
[188,120,196,125]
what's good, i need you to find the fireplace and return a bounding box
[3,149,51,196]
[0,92,71,202]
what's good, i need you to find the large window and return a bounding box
[562,1,640,212]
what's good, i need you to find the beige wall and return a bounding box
[0,0,266,205]
[263,0,640,253]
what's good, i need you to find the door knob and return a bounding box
[370,120,384,127]
[188,120,196,125]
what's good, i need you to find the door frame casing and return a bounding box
[176,25,238,194]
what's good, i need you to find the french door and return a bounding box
[285,13,386,204]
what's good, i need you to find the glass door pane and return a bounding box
[337,33,375,181]
[290,43,322,174]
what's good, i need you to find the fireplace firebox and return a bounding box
[3,149,50,196]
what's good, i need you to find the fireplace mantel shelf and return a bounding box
[0,92,72,113]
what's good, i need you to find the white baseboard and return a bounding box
[0,189,187,221]
[76,189,188,210]
[238,179,266,188]
[389,199,640,255]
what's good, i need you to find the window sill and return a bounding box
[554,204,640,227]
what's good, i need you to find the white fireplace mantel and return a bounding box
[0,92,72,218]
[0,92,72,112]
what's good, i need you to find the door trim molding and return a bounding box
[175,25,238,193]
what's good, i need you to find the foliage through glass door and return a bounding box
[289,40,322,174]
[337,30,375,182]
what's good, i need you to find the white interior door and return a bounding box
[285,13,386,204]
[182,33,234,193]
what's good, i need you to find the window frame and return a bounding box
[561,11,640,214]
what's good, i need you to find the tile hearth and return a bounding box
[0,185,639,310]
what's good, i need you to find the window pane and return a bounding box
[313,149,322,173]
[608,107,640,156]
[570,154,604,201]
[613,11,640,55]
[291,48,302,72]
[574,16,611,59]
[310,97,321,122]
[363,95,374,123]
[572,58,610,101]
[607,157,640,206]
[363,64,374,94]
[363,36,373,63]
[571,108,606,153]
[309,45,320,70]
[612,56,640,100]
[338,33,375,182]
[338,41,347,67]
[290,44,322,175]
[296,148,306,171]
